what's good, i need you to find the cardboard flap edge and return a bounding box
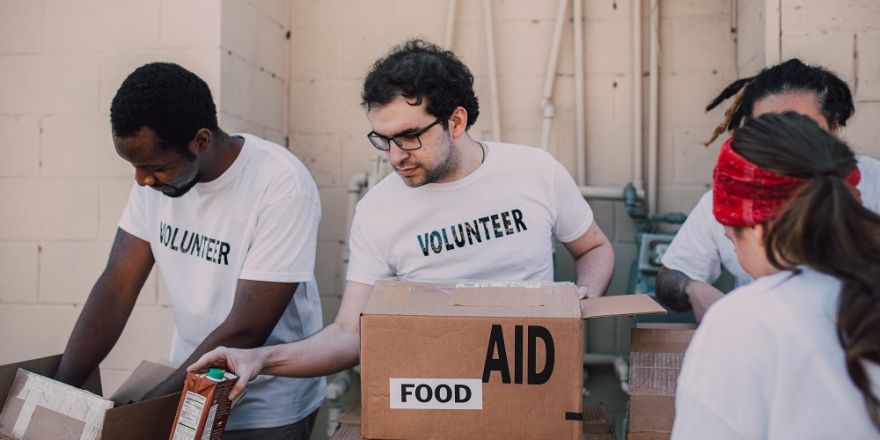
[580,294,666,319]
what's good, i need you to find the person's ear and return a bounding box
[447,107,468,139]
[189,129,214,155]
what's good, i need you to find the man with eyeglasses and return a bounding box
[189,39,615,402]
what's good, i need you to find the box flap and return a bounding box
[579,294,666,319]
[364,279,580,318]
[109,360,175,404]
[0,355,101,403]
[0,355,60,406]
[0,369,112,440]
[103,392,179,440]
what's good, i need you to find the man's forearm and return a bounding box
[655,266,694,312]
[55,275,138,387]
[575,242,615,297]
[262,322,360,378]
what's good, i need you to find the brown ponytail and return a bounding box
[731,112,880,430]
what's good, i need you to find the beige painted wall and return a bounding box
[1,0,878,397]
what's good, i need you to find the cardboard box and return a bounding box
[0,355,181,440]
[626,323,696,440]
[330,402,617,440]
[360,280,665,440]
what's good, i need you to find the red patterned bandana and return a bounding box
[712,137,861,227]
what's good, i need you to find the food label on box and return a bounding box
[389,378,483,410]
[199,404,218,440]
[172,391,206,440]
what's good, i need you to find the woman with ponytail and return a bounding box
[672,112,880,439]
[657,59,880,321]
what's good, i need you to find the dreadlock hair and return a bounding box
[732,112,880,431]
[702,59,854,146]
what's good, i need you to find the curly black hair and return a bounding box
[708,58,854,130]
[362,39,480,129]
[110,62,219,156]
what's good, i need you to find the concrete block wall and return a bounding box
[736,0,880,157]
[219,0,291,145]
[287,0,738,322]
[779,0,880,158]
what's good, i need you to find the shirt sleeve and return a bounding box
[551,159,594,243]
[672,295,774,439]
[239,195,320,283]
[345,209,393,286]
[117,183,150,241]
[661,191,723,283]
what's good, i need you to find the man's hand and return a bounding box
[188,346,268,401]
[140,280,297,401]
[576,285,599,300]
[686,282,725,322]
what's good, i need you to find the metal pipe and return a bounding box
[632,0,644,192]
[444,0,457,49]
[573,0,585,185]
[539,0,570,151]
[648,0,659,214]
[579,185,645,200]
[482,0,502,141]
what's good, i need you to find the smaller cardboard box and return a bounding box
[360,280,666,440]
[0,355,181,440]
[626,323,696,440]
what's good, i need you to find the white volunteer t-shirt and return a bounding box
[673,267,880,439]
[347,142,594,284]
[118,134,325,430]
[662,154,880,288]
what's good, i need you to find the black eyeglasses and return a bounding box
[367,118,444,151]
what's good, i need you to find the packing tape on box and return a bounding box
[10,371,112,440]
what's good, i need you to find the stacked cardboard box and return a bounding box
[626,323,696,440]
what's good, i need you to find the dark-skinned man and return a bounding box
[53,62,324,440]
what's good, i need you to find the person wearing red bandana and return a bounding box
[656,59,880,321]
[672,112,880,439]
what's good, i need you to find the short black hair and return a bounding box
[707,58,855,130]
[362,39,480,129]
[110,62,219,155]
